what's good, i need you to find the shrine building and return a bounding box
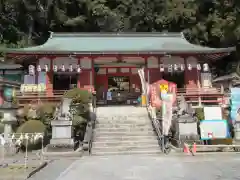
[3,32,235,105]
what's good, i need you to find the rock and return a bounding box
[0,163,8,168]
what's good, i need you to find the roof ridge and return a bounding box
[49,31,183,38]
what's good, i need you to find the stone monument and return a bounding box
[48,98,74,152]
[171,96,198,147]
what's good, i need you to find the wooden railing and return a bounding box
[16,87,226,107]
[177,87,223,95]
[15,90,67,106]
[176,87,225,107]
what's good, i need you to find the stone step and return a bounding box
[92,144,160,152]
[94,127,154,133]
[94,135,158,142]
[93,130,156,137]
[92,139,159,147]
[91,149,161,156]
[96,120,151,125]
[95,123,153,128]
[97,115,148,119]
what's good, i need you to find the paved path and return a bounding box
[53,154,240,180]
[28,159,76,180]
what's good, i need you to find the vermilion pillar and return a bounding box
[184,58,198,89]
[46,58,53,96]
[0,88,3,105]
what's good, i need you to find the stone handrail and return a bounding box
[82,95,96,154]
[147,106,163,150]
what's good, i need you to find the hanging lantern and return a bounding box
[159,64,164,72]
[69,64,73,72]
[203,63,209,72]
[77,65,81,73]
[197,64,201,70]
[53,65,58,72]
[44,64,49,72]
[28,65,35,75]
[173,64,178,71]
[168,64,173,72]
[61,64,65,72]
[180,64,185,71]
[187,64,192,70]
[37,65,41,72]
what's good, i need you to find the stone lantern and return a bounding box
[1,108,17,142]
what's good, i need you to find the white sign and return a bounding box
[204,107,222,120]
[107,91,112,101]
[200,120,228,140]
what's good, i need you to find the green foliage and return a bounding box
[37,103,56,125]
[72,115,87,126]
[16,120,46,150]
[64,88,92,104]
[195,108,204,121]
[1,0,240,49]
[0,123,4,134]
[16,120,46,134]
[1,0,240,76]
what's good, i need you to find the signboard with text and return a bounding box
[150,79,176,108]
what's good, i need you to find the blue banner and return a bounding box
[230,88,240,122]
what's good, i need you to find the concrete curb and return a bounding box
[42,147,83,157]
[27,161,48,179]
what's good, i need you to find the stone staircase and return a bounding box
[91,106,161,155]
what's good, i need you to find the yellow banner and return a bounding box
[160,84,168,92]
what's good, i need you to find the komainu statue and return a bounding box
[55,98,72,121]
[171,96,199,147]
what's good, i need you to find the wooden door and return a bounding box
[95,75,108,100]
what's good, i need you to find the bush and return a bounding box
[37,103,57,125]
[72,115,87,126]
[195,108,204,120]
[63,88,92,104]
[0,123,4,133]
[16,120,46,150]
[16,120,46,134]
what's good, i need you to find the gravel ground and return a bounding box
[0,152,46,180]
[53,154,240,180]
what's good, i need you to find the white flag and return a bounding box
[0,135,5,145]
[25,133,29,140]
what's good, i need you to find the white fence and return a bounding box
[0,133,44,168]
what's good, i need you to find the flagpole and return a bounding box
[0,135,5,164]
[24,134,28,169]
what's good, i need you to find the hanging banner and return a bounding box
[230,88,240,122]
[162,94,173,135]
[137,68,147,94]
[150,79,176,108]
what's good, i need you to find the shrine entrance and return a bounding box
[53,73,78,91]
[162,72,185,88]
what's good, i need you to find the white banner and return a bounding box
[138,68,147,94]
[162,94,173,136]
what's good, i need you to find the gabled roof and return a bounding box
[213,73,240,83]
[0,63,22,70]
[2,32,236,55]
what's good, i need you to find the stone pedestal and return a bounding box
[48,120,74,152]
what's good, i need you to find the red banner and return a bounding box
[150,79,176,108]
